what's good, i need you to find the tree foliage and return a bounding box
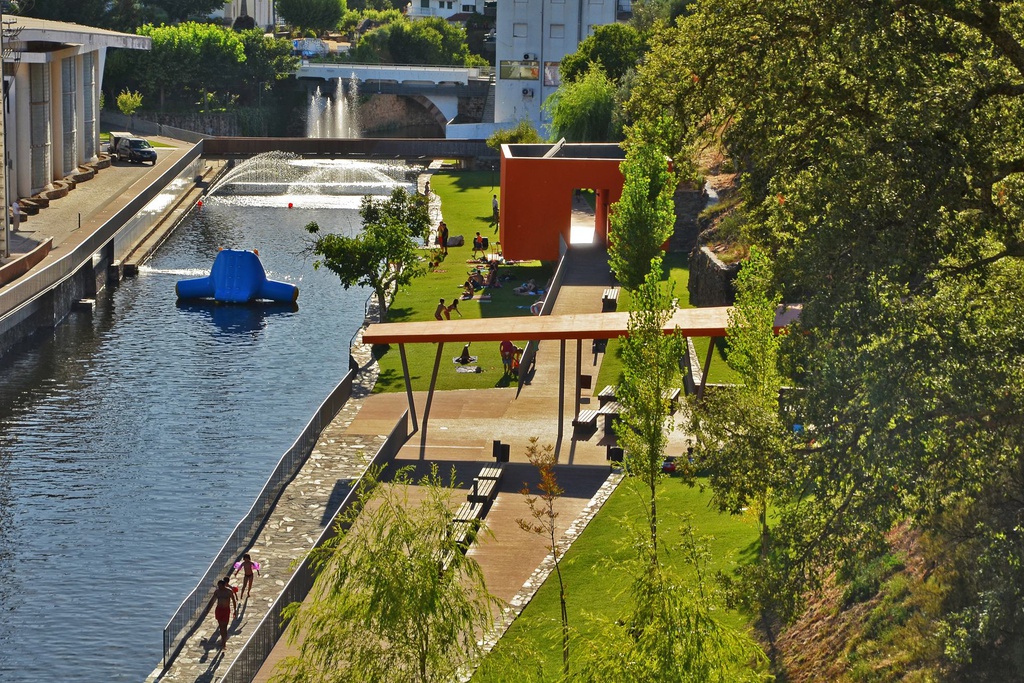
[608,132,678,290]
[485,119,543,152]
[274,466,499,683]
[116,89,143,117]
[276,0,346,35]
[688,247,789,568]
[352,16,474,65]
[307,187,430,321]
[544,63,620,143]
[16,0,228,27]
[560,23,644,85]
[627,0,1024,672]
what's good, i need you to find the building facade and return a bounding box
[2,17,149,201]
[493,0,617,131]
[212,0,276,31]
[407,0,486,20]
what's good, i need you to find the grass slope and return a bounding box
[472,475,761,681]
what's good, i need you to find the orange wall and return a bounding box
[499,155,625,262]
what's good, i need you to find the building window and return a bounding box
[499,60,540,80]
[513,22,527,37]
[549,23,564,38]
[29,63,51,193]
[544,62,561,86]
[462,3,475,9]
[82,53,96,161]
[421,0,429,7]
[62,57,78,176]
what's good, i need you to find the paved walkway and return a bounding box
[3,136,190,278]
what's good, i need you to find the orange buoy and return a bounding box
[288,202,293,208]
[197,200,203,208]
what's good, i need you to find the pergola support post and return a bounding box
[697,337,716,402]
[398,343,418,434]
[419,342,444,458]
[556,339,565,460]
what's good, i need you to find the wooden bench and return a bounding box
[598,386,681,411]
[453,501,485,522]
[601,287,620,312]
[477,465,505,483]
[597,385,617,406]
[572,409,600,430]
[664,387,681,413]
[468,477,499,504]
[449,520,478,550]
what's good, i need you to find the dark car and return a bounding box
[115,137,157,165]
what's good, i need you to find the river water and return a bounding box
[0,159,415,682]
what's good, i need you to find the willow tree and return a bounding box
[274,466,499,683]
[544,63,619,143]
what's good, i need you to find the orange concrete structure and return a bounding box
[499,142,626,261]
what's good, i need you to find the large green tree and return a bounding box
[274,466,499,683]
[560,23,644,85]
[629,0,1024,672]
[307,187,430,321]
[276,0,346,35]
[352,16,473,65]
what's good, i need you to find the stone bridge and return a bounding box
[295,62,493,131]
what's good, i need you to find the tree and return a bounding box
[516,438,570,677]
[627,0,1024,670]
[352,17,473,65]
[133,22,246,110]
[608,131,678,290]
[544,63,619,143]
[560,23,644,85]
[274,466,500,683]
[616,262,683,558]
[687,247,789,564]
[17,0,109,27]
[236,29,297,105]
[144,0,230,22]
[307,187,430,321]
[276,0,346,35]
[485,120,543,152]
[116,89,143,118]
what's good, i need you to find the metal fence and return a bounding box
[217,410,411,683]
[161,368,357,669]
[101,111,212,143]
[516,239,569,389]
[0,141,205,333]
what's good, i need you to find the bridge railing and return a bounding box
[297,61,493,80]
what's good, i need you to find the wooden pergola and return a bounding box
[362,304,802,455]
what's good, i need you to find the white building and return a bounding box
[2,16,149,201]
[494,0,618,131]
[212,0,276,31]
[408,1,486,20]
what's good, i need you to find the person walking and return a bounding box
[491,194,499,224]
[444,298,462,319]
[439,221,449,255]
[233,553,260,600]
[207,579,237,649]
[434,298,446,320]
[11,200,20,233]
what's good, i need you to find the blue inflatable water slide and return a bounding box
[175,249,299,304]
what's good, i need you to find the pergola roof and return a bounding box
[362,304,802,345]
[7,16,152,54]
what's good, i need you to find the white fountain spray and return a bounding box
[306,78,360,139]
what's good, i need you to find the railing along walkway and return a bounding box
[147,332,384,682]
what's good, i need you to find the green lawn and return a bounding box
[595,251,740,389]
[472,475,762,681]
[372,170,554,393]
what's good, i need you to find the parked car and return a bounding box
[662,456,677,474]
[112,134,157,165]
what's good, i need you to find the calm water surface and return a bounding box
[0,160,414,681]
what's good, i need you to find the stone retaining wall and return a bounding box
[688,245,740,307]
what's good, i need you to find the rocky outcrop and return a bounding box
[688,245,739,307]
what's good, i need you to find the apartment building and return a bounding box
[494,0,619,132]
